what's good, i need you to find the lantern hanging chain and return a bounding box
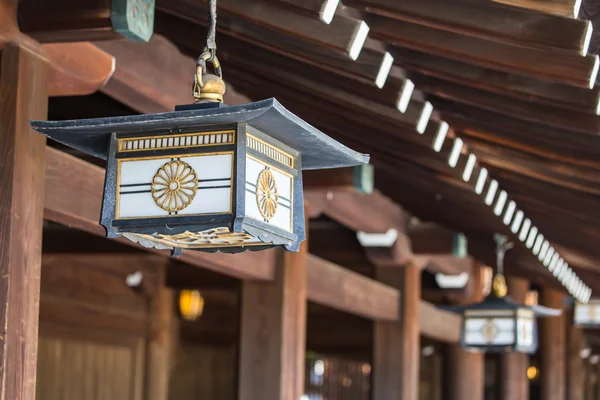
[492,234,513,297]
[193,0,222,100]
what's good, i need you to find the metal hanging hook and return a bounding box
[492,234,513,297]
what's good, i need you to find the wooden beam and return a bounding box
[19,0,154,42]
[304,189,406,233]
[265,0,340,24]
[0,42,48,400]
[540,287,567,400]
[372,264,421,400]
[238,245,307,400]
[499,277,530,400]
[418,301,461,343]
[43,147,275,281]
[303,165,374,193]
[307,255,399,321]
[44,42,115,97]
[392,47,600,114]
[159,0,368,60]
[348,0,591,54]
[371,16,599,88]
[491,0,580,17]
[96,36,251,113]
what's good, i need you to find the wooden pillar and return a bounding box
[238,242,308,400]
[540,288,566,400]
[567,319,585,400]
[446,264,484,400]
[429,353,442,400]
[499,277,529,400]
[0,43,48,400]
[372,263,421,400]
[146,287,175,400]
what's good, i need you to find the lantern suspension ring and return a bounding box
[493,234,513,298]
[193,0,224,103]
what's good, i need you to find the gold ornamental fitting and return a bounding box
[492,273,508,298]
[194,73,226,103]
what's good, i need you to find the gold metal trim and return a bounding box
[247,133,294,167]
[256,168,279,221]
[116,151,234,220]
[118,130,235,152]
[132,228,270,249]
[151,160,198,212]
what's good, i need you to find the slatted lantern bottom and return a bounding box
[447,295,561,354]
[31,99,368,254]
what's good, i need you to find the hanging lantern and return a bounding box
[31,0,368,255]
[573,299,600,327]
[445,235,561,354]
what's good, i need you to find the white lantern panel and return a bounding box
[117,153,233,219]
[517,317,534,347]
[575,303,600,325]
[465,318,515,346]
[245,156,293,232]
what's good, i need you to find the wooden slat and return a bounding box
[0,42,48,400]
[492,0,580,17]
[567,315,585,400]
[43,147,275,281]
[159,0,368,60]
[346,0,591,54]
[307,255,399,321]
[146,288,174,400]
[368,15,599,88]
[239,246,307,400]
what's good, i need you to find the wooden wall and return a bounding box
[35,254,166,400]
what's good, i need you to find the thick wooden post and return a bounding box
[238,243,307,400]
[499,277,529,400]
[0,43,48,400]
[372,263,421,400]
[567,317,585,400]
[540,288,566,400]
[446,264,484,400]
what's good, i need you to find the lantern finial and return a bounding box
[193,0,224,103]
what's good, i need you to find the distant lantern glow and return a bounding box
[527,365,539,380]
[178,290,204,321]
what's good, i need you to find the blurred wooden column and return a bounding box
[567,318,585,400]
[446,264,484,400]
[238,238,308,400]
[0,42,48,400]
[540,288,566,400]
[499,277,529,400]
[372,262,421,400]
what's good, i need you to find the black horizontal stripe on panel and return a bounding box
[246,181,257,188]
[245,182,291,203]
[121,190,152,195]
[278,202,291,210]
[199,178,231,182]
[120,183,151,188]
[197,185,231,190]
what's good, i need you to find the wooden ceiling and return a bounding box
[34,0,600,297]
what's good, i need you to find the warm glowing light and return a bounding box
[527,366,539,380]
[178,289,204,321]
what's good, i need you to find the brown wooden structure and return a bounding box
[2,0,600,398]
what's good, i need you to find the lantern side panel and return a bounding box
[464,317,515,346]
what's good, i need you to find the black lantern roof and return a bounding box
[31,98,369,170]
[445,295,562,318]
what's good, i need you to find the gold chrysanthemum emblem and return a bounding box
[481,320,498,342]
[152,160,198,212]
[256,168,279,221]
